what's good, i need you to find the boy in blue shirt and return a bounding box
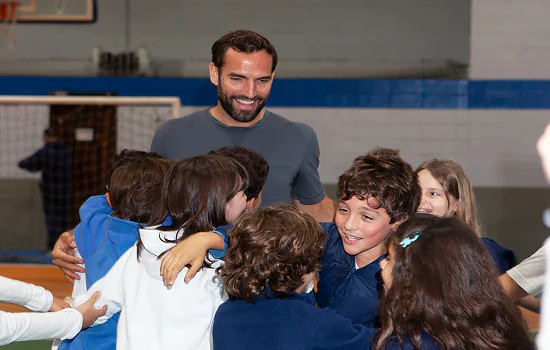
[213,204,376,350]
[57,150,171,350]
[315,148,421,326]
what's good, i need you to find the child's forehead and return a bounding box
[340,195,389,213]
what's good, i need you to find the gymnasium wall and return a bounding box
[0,0,469,77]
[0,0,549,262]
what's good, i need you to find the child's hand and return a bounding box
[76,291,107,329]
[538,122,550,183]
[49,297,71,312]
[51,229,85,283]
[161,232,224,287]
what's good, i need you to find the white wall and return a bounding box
[276,108,549,187]
[470,0,550,79]
[3,104,546,189]
[0,0,470,77]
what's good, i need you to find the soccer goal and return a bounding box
[0,95,180,250]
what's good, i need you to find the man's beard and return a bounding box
[217,84,268,123]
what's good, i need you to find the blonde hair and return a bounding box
[416,159,483,237]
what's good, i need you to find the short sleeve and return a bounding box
[291,126,326,205]
[507,245,546,298]
[150,120,170,157]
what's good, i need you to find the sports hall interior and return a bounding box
[0,0,548,348]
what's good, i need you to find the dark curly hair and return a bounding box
[219,204,326,303]
[211,30,278,73]
[338,148,421,223]
[373,214,533,350]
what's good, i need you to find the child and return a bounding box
[0,276,105,346]
[162,146,269,285]
[415,159,517,273]
[58,150,171,350]
[74,155,248,350]
[160,148,421,328]
[375,214,533,350]
[214,205,439,350]
[315,148,421,327]
[213,204,378,350]
[208,146,269,210]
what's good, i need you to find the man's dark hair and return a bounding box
[212,30,278,73]
[44,128,56,138]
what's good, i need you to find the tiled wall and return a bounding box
[0,0,469,77]
[470,0,550,79]
[277,108,549,187]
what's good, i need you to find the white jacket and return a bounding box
[75,227,225,350]
[0,276,82,346]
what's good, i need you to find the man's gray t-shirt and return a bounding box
[150,109,326,206]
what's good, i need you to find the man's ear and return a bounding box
[209,62,219,86]
[106,192,112,208]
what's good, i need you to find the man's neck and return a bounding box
[209,104,265,127]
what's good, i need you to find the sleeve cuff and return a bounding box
[207,229,229,259]
[26,286,53,312]
[291,189,327,205]
[58,308,84,340]
[507,268,543,297]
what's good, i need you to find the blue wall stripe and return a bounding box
[2,76,550,109]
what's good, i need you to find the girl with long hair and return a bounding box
[374,214,533,350]
[415,159,516,273]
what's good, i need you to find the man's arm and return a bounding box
[291,125,335,221]
[52,229,85,282]
[294,196,336,222]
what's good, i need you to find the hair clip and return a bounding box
[400,231,421,248]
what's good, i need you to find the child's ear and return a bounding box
[245,198,256,211]
[450,199,459,215]
[390,217,407,231]
[106,192,112,208]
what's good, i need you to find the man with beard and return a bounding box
[150,30,335,221]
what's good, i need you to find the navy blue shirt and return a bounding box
[214,290,439,350]
[480,237,518,274]
[18,140,70,197]
[316,222,383,327]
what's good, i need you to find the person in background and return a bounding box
[19,128,71,250]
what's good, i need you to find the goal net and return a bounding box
[0,95,180,251]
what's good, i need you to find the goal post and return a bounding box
[0,95,181,118]
[0,95,181,250]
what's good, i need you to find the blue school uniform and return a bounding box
[213,289,439,350]
[59,195,139,350]
[480,237,517,274]
[315,222,384,327]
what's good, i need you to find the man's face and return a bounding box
[212,48,274,123]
